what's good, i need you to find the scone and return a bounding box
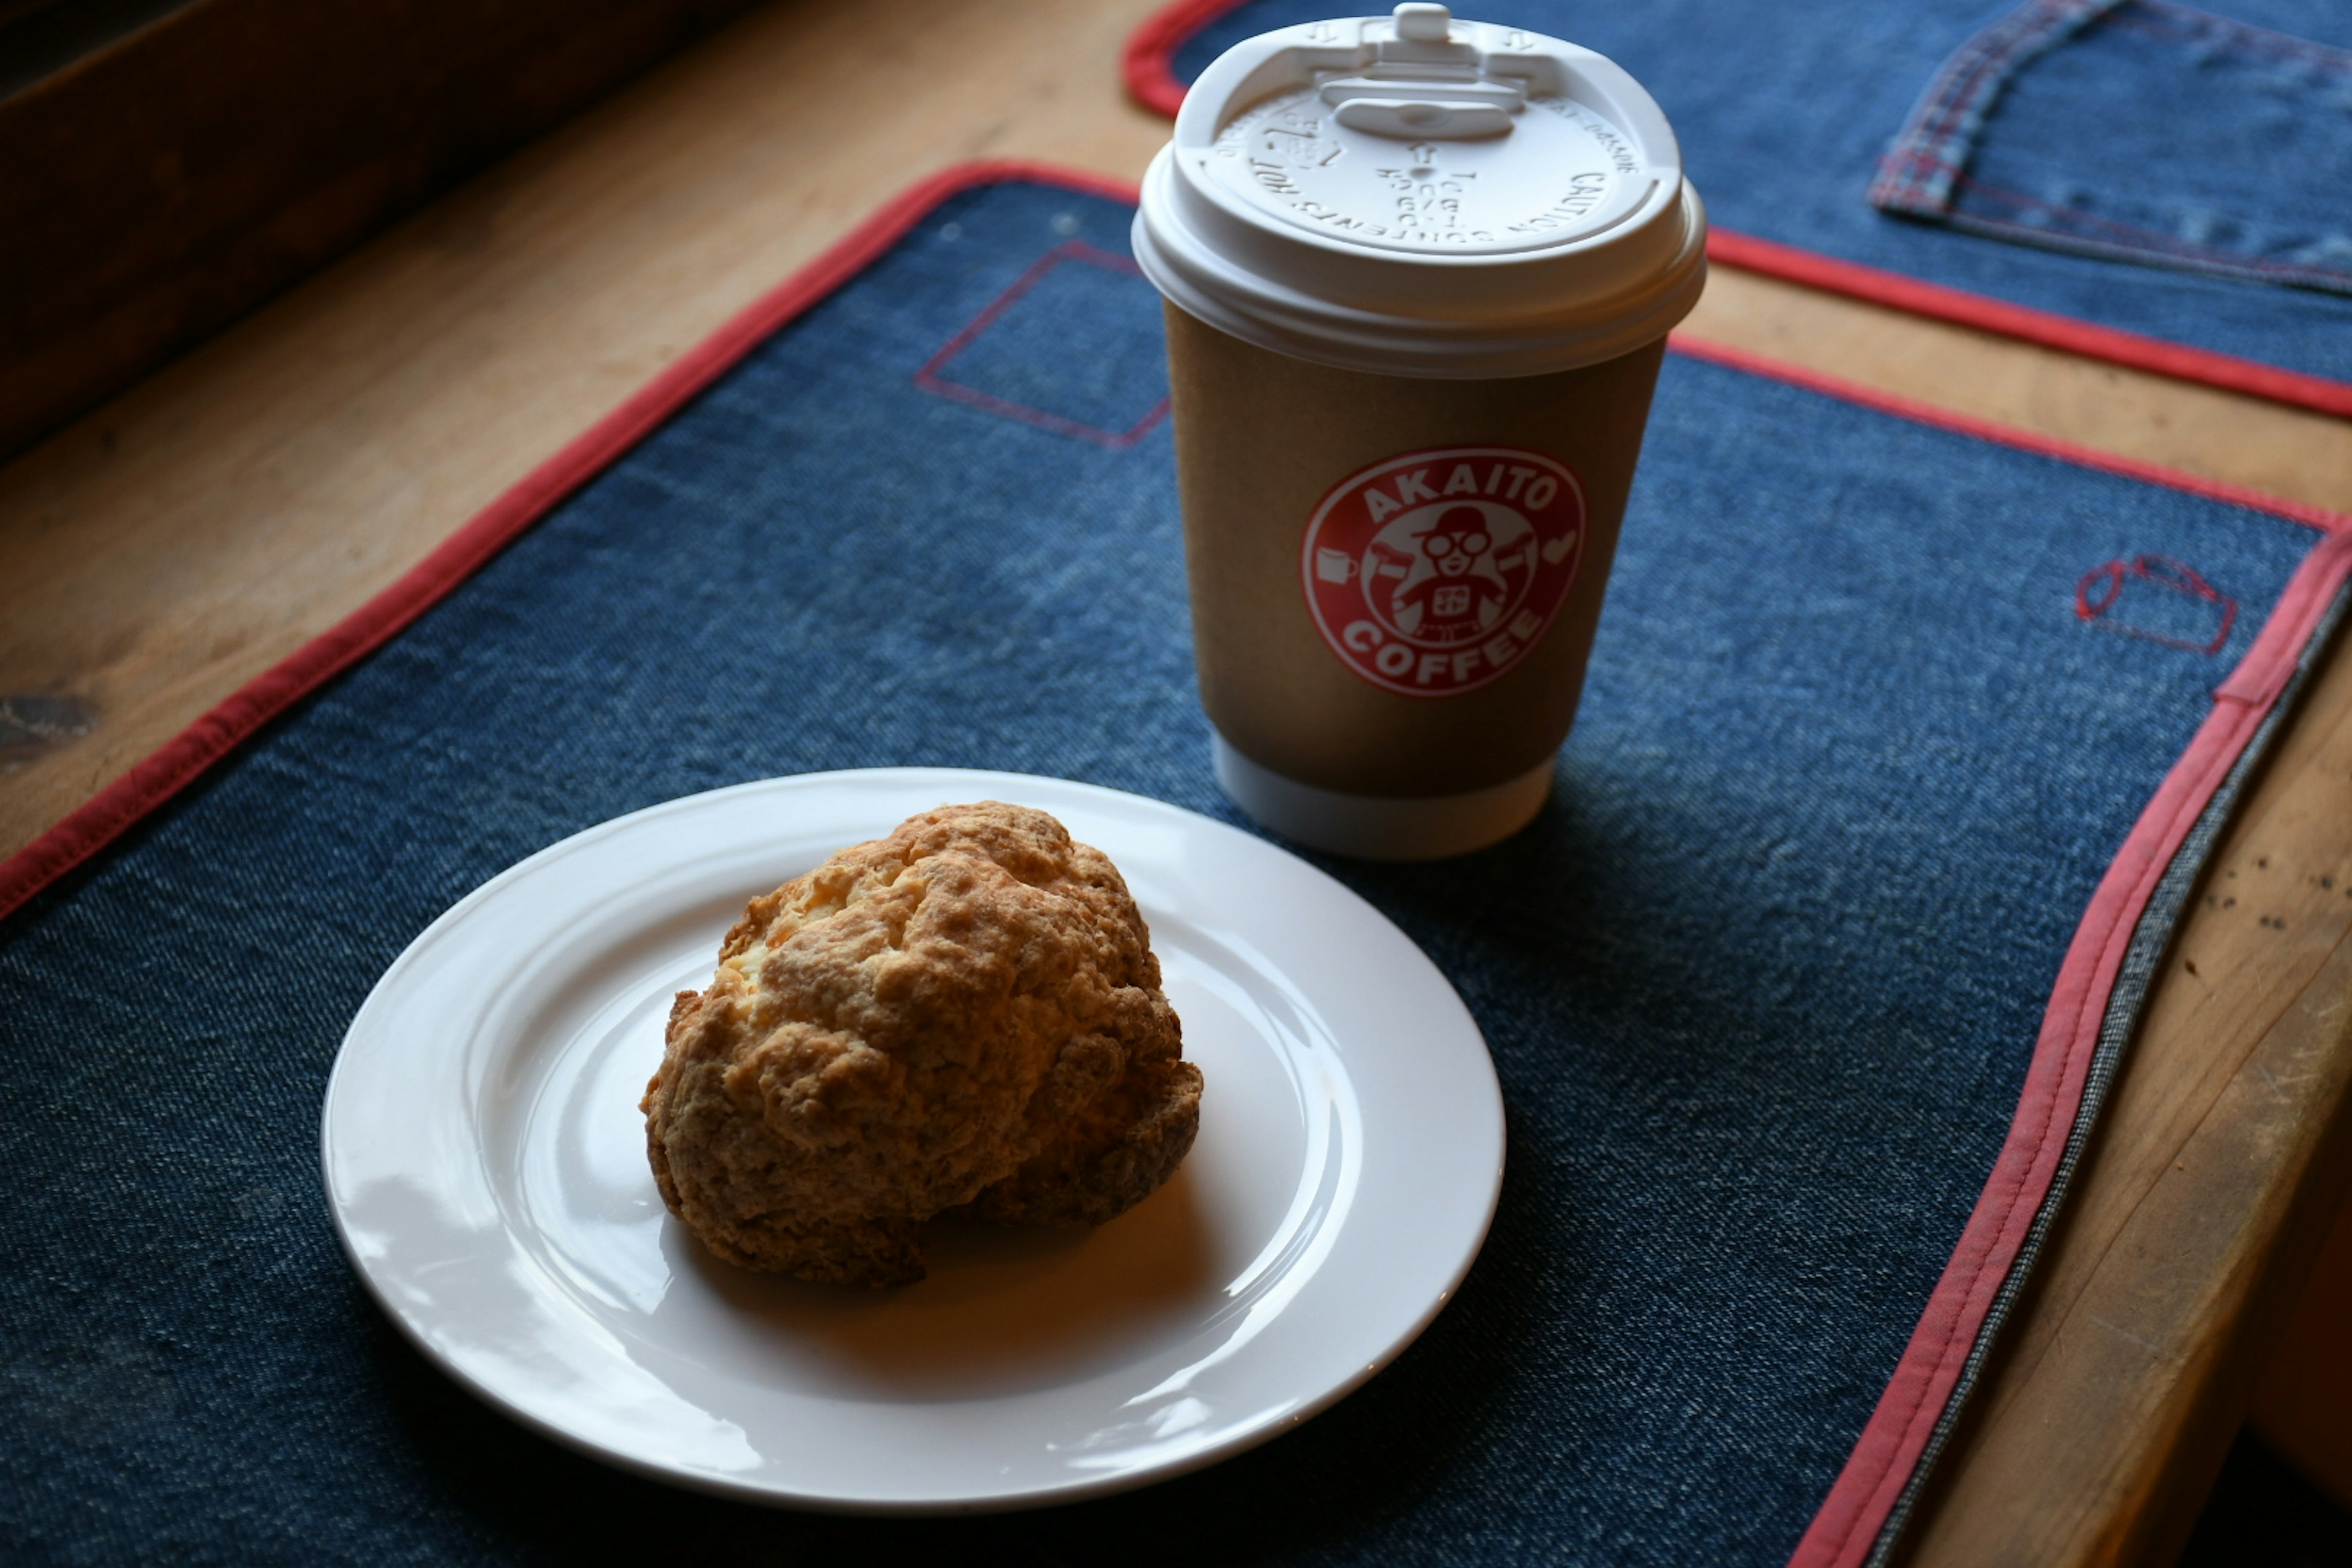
[641,801,1202,1286]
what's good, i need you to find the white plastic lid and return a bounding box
[1134,5,1707,378]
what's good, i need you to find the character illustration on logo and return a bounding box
[1302,447,1585,697]
[1368,501,1538,644]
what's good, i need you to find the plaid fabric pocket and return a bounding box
[1871,0,2352,295]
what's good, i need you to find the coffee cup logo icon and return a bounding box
[1303,446,1586,696]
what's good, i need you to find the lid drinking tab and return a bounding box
[1323,2,1521,140]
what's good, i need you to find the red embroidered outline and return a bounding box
[1668,331,2352,1568]
[4,162,2350,1568]
[2075,554,2239,655]
[1116,0,2352,420]
[1788,527,2352,1568]
[913,239,1172,448]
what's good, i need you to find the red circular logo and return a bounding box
[1301,446,1586,696]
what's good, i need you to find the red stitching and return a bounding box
[1912,2,2062,152]
[1793,699,2257,1564]
[911,239,1172,449]
[2076,555,2239,655]
[1683,338,2350,1565]
[2079,560,2127,618]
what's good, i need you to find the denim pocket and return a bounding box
[1871,0,2352,295]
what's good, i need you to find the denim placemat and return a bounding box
[0,176,2334,1567]
[1148,0,2352,392]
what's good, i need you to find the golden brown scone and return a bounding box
[641,801,1201,1287]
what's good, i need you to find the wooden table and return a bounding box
[4,1,2348,1558]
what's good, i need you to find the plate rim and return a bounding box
[320,767,1505,1513]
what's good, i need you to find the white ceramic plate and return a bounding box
[323,769,1502,1513]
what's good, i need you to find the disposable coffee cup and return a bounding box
[1133,3,1706,859]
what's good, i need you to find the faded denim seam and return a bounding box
[2125,0,2352,72]
[1940,175,2352,295]
[1868,0,2126,214]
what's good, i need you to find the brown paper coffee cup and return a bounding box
[1134,4,1706,856]
[1169,300,1664,797]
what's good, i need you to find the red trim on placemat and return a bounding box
[7,157,2351,1568]
[1686,278,2352,1568]
[1666,334,2351,535]
[1789,520,2352,1568]
[1693,338,2352,1561]
[1706,229,2352,421]
[1694,312,2352,1568]
[1115,0,2352,421]
[1121,0,1233,116]
[0,160,1140,925]
[1646,339,2352,1556]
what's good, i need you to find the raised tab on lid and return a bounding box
[1200,6,1662,258]
[1390,2,1453,42]
[1322,4,1522,141]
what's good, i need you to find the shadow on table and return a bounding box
[2179,1428,2352,1568]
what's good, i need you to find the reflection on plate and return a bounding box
[323,769,1502,1512]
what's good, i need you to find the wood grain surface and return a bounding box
[2252,1191,2352,1509]
[1898,619,2352,1566]
[0,0,767,460]
[1,0,2347,1558]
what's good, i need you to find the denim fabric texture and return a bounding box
[1167,0,2352,384]
[1873,0,2352,294]
[0,179,2331,1567]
